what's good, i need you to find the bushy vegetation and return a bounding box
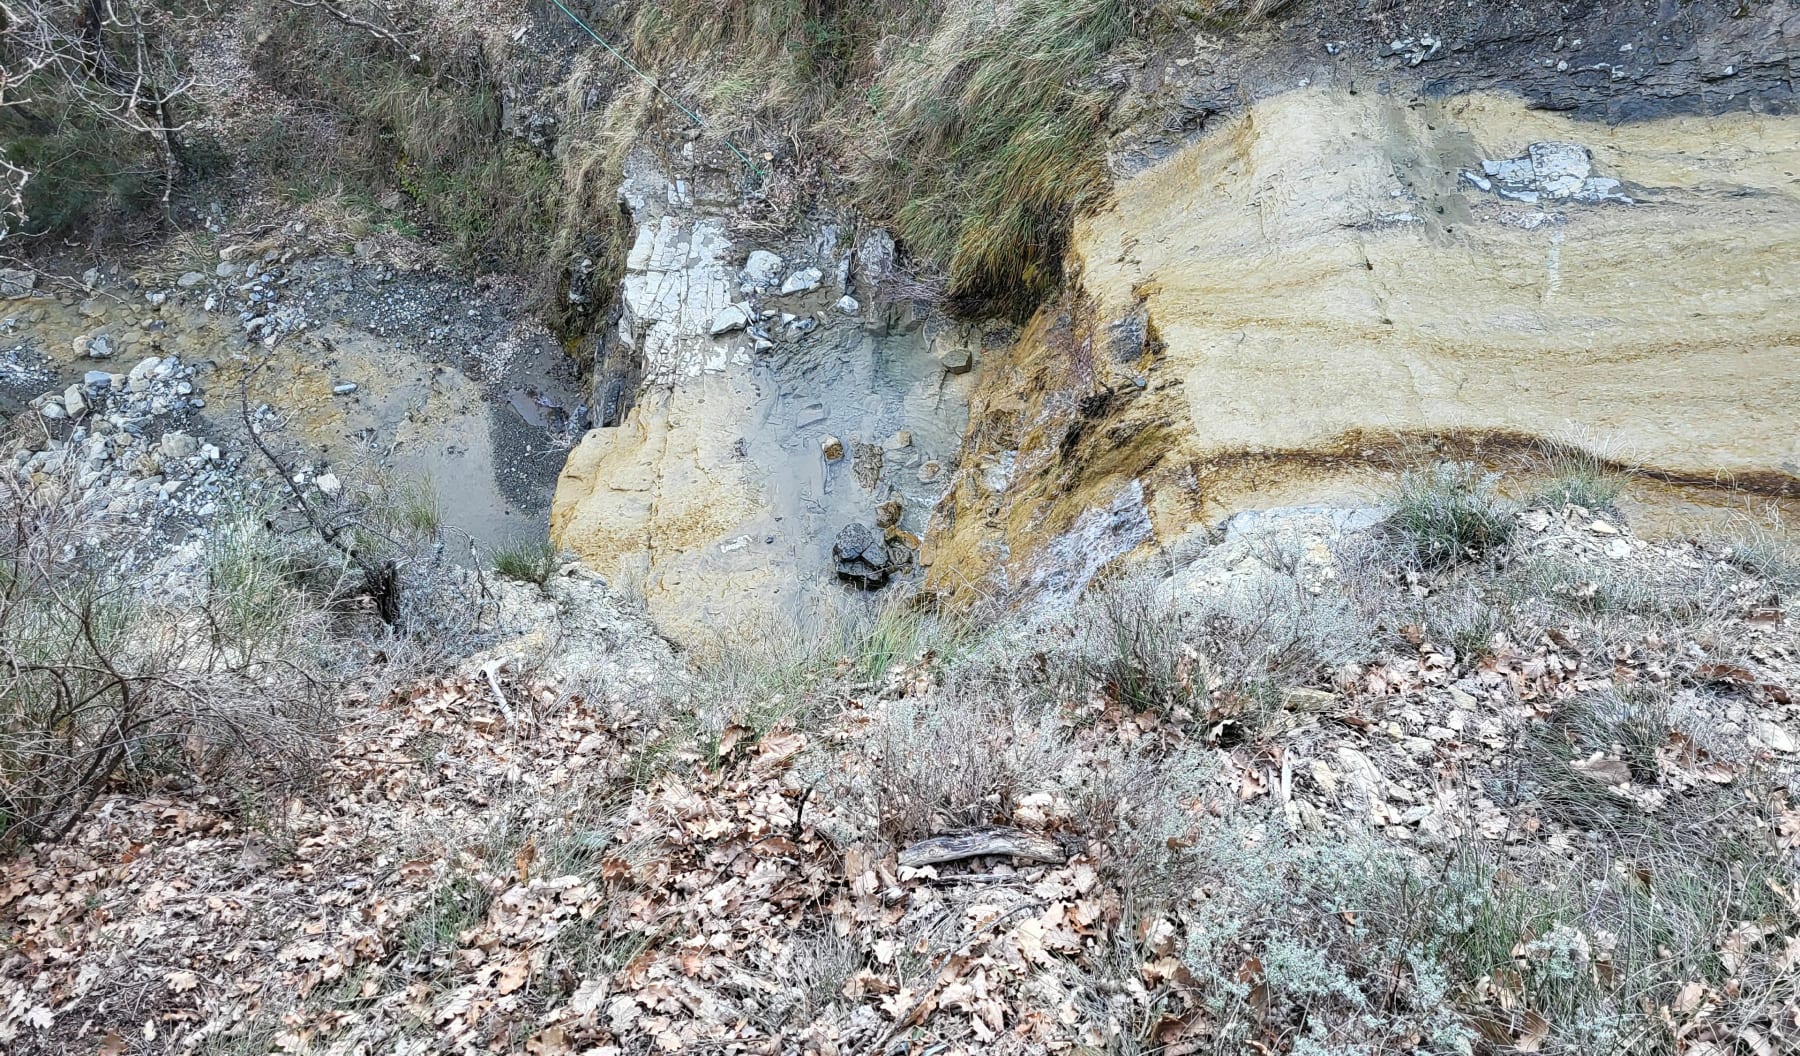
[1,0,634,329]
[0,0,195,242]
[3,0,1284,323]
[0,90,169,241]
[9,453,1800,1050]
[0,475,338,845]
[0,451,500,848]
[631,0,1263,314]
[244,5,611,322]
[857,0,1135,312]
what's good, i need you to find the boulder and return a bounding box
[833,522,893,586]
[709,303,751,336]
[853,229,896,297]
[159,432,198,460]
[74,334,114,360]
[742,250,784,287]
[940,346,975,375]
[0,268,36,299]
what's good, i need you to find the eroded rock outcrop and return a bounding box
[926,88,1800,603]
[550,153,978,642]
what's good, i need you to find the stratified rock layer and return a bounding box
[927,89,1800,603]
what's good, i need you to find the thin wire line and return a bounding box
[542,0,765,179]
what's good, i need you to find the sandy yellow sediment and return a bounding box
[926,88,1800,600]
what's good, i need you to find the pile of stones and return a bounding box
[15,355,238,522]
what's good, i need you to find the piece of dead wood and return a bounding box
[897,827,1067,869]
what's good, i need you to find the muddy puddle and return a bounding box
[1,260,585,552]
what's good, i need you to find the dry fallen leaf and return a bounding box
[568,977,608,1019]
[1719,921,1774,974]
[496,954,531,996]
[1514,1009,1549,1052]
[1570,755,1632,787]
[1672,980,1708,1014]
[525,1025,570,1055]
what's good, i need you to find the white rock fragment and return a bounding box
[159,432,197,460]
[709,303,751,336]
[780,267,823,295]
[741,250,784,287]
[1758,721,1797,753]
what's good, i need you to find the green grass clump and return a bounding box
[1383,463,1519,569]
[492,537,562,585]
[632,0,1147,316]
[1531,448,1627,511]
[398,872,493,971]
[861,0,1133,313]
[1724,526,1800,598]
[842,600,973,685]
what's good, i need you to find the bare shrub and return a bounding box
[1078,742,1219,914]
[1162,813,1800,1056]
[1068,565,1368,730]
[860,686,1073,844]
[1073,572,1198,714]
[1187,574,1367,692]
[0,473,338,846]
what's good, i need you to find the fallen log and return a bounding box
[897,827,1068,869]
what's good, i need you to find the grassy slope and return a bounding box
[7,467,1800,1054]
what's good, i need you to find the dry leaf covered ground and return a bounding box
[5,490,1800,1056]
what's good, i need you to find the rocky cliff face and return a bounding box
[924,87,1800,603]
[549,153,980,641]
[541,0,1800,620]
